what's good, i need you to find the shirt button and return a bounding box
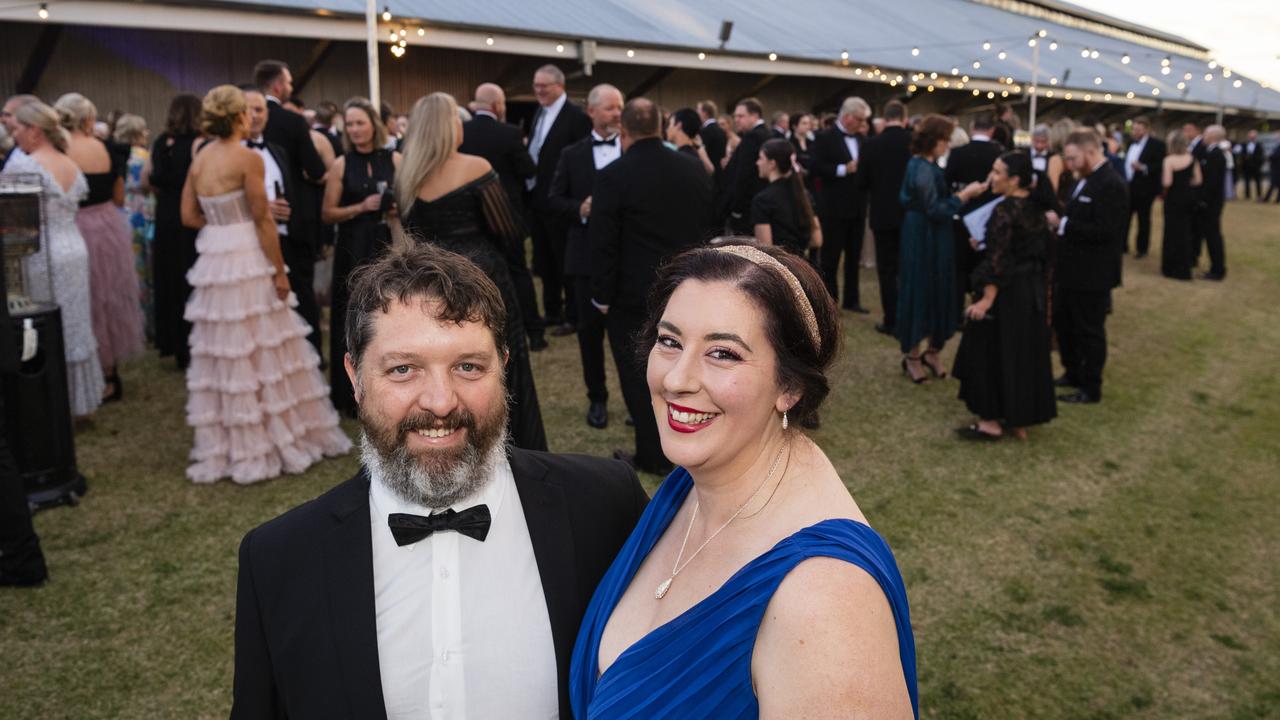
[441,650,450,662]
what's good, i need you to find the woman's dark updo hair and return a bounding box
[761,138,815,233]
[639,240,840,428]
[998,151,1033,190]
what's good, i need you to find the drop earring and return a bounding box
[782,410,789,431]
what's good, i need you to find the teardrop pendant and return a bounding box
[654,576,673,599]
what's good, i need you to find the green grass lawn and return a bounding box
[2,201,1278,719]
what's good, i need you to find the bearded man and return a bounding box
[230,244,647,720]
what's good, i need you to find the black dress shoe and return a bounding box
[1199,272,1225,281]
[874,322,895,336]
[586,401,608,429]
[624,414,634,427]
[550,322,577,337]
[1053,374,1077,388]
[1058,391,1100,404]
[844,305,871,314]
[528,335,548,352]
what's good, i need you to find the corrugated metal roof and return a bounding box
[193,0,1280,113]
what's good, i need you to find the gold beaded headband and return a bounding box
[714,245,821,349]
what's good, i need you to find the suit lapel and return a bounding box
[322,471,388,718]
[509,449,579,719]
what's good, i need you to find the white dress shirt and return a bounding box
[1030,149,1048,173]
[368,458,558,720]
[583,130,621,226]
[526,92,568,190]
[835,127,860,177]
[244,137,288,236]
[1125,136,1148,182]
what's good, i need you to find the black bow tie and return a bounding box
[593,136,618,146]
[245,139,266,150]
[388,505,491,546]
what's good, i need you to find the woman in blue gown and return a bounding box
[570,242,918,719]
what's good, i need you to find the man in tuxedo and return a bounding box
[254,60,326,356]
[591,98,712,475]
[1197,125,1229,281]
[1122,116,1165,258]
[771,111,791,139]
[1235,129,1265,200]
[1264,143,1280,204]
[696,100,727,187]
[717,97,770,234]
[1,94,39,170]
[547,84,624,431]
[231,244,647,720]
[812,96,872,312]
[1028,124,1052,172]
[856,99,912,336]
[526,65,592,336]
[945,112,1003,316]
[241,86,300,271]
[1045,130,1127,405]
[312,100,344,157]
[459,82,546,351]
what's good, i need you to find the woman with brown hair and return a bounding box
[149,93,203,369]
[896,114,987,384]
[751,137,822,257]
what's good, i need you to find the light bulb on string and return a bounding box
[982,40,991,50]
[841,50,849,60]
[1094,76,1102,85]
[1151,88,1160,96]
[1204,73,1213,81]
[485,36,494,46]
[911,47,920,56]
[626,49,635,58]
[1184,72,1192,80]
[1121,54,1131,64]
[1233,79,1243,88]
[697,52,706,60]
[951,67,959,75]
[1223,68,1232,78]
[556,43,565,53]
[1208,60,1217,69]
[38,3,48,19]
[417,27,425,37]
[1049,41,1058,51]
[1028,38,1037,47]
[398,39,406,48]
[1081,48,1090,58]
[1090,50,1099,59]
[381,6,391,21]
[768,52,778,61]
[997,49,1007,60]
[972,60,981,69]
[1161,67,1170,75]
[1161,56,1171,67]
[398,27,406,37]
[1038,29,1047,37]
[1126,91,1135,99]
[1177,82,1186,90]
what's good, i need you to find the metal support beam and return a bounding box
[730,74,777,107]
[812,81,863,114]
[628,67,676,98]
[16,24,63,95]
[292,39,334,96]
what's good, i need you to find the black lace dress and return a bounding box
[402,171,548,451]
[330,148,396,416]
[952,197,1057,428]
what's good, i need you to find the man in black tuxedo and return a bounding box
[254,60,326,356]
[1235,129,1265,200]
[1121,116,1165,258]
[591,98,712,475]
[1197,124,1229,281]
[856,100,912,335]
[241,86,303,280]
[311,100,344,157]
[945,112,1003,316]
[548,84,624,431]
[717,97,771,234]
[1264,143,1280,203]
[696,100,727,189]
[771,111,791,139]
[811,96,872,312]
[526,65,592,335]
[459,82,546,350]
[1046,130,1127,404]
[231,244,646,720]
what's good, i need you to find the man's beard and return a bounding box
[360,399,510,509]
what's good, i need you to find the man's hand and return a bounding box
[1045,210,1061,229]
[845,159,858,174]
[579,196,592,220]
[269,197,291,222]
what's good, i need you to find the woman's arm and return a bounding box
[754,558,913,720]
[112,175,126,207]
[320,157,378,224]
[966,283,998,320]
[753,223,774,246]
[696,145,715,176]
[1047,154,1064,194]
[179,170,205,230]
[1162,157,1173,189]
[243,153,289,300]
[810,217,823,248]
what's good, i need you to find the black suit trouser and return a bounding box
[527,205,574,324]
[1127,189,1156,255]
[1202,202,1226,276]
[1241,170,1262,199]
[872,227,900,328]
[0,394,48,585]
[606,305,667,471]
[574,275,608,403]
[820,210,866,308]
[1054,287,1108,400]
[281,228,322,357]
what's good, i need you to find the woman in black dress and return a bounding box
[952,152,1056,440]
[321,97,400,416]
[751,138,821,257]
[1160,129,1202,280]
[789,112,818,205]
[148,94,203,369]
[396,92,547,451]
[665,108,714,176]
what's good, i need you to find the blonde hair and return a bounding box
[1166,129,1189,155]
[1049,118,1075,154]
[395,92,459,212]
[201,85,247,139]
[113,113,148,145]
[16,101,69,152]
[54,92,97,133]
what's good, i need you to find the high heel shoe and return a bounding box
[901,356,928,384]
[921,350,948,379]
[102,371,123,403]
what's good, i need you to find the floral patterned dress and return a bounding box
[124,145,156,338]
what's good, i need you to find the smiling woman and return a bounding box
[570,241,919,720]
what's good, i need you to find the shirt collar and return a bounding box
[542,92,568,115]
[971,133,991,143]
[591,129,617,143]
[368,453,511,524]
[474,110,498,120]
[265,95,281,106]
[702,118,716,128]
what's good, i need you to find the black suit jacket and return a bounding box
[1200,145,1227,207]
[460,114,536,210]
[856,125,912,230]
[811,127,867,219]
[548,135,607,276]
[252,140,305,252]
[718,123,771,222]
[699,120,727,186]
[591,137,712,309]
[231,449,648,720]
[264,100,326,235]
[1126,137,1166,198]
[1057,162,1128,291]
[529,100,592,206]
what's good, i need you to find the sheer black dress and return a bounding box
[1161,162,1196,280]
[402,171,548,451]
[330,148,396,416]
[952,197,1057,428]
[149,131,200,367]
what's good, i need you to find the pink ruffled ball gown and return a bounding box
[184,189,351,484]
